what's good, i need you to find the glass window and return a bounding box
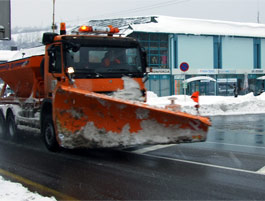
[160,42,168,48]
[150,56,159,65]
[160,34,168,41]
[150,33,159,41]
[139,33,149,41]
[160,55,168,67]
[133,32,169,69]
[150,49,159,54]
[65,46,144,78]
[150,42,159,48]
[254,38,261,69]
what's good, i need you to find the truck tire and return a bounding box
[6,112,17,141]
[43,116,59,151]
[0,111,6,139]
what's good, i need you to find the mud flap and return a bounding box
[53,86,211,148]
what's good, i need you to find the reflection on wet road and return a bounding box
[209,114,265,146]
[204,114,265,155]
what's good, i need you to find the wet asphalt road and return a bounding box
[0,114,265,200]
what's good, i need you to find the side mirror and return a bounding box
[47,46,56,73]
[42,32,58,45]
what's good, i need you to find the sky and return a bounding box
[10,0,265,28]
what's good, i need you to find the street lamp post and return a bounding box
[51,0,57,32]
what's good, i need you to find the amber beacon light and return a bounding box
[78,25,119,34]
[60,22,66,35]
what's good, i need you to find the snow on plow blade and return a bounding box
[54,86,211,148]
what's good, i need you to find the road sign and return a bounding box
[180,62,189,72]
[0,0,11,40]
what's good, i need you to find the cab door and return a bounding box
[44,43,65,98]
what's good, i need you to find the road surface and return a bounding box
[0,114,265,200]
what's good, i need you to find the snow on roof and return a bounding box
[131,16,265,38]
[9,46,45,61]
[80,15,265,38]
[0,50,19,61]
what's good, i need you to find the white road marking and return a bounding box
[140,153,265,176]
[132,144,176,154]
[132,141,265,154]
[257,166,265,175]
[130,141,265,175]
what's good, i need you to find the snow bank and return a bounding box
[9,46,45,61]
[146,91,265,116]
[0,51,19,62]
[0,176,56,201]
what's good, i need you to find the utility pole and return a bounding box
[51,0,57,32]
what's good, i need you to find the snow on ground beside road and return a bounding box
[0,176,56,201]
[146,91,265,116]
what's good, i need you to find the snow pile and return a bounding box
[58,118,206,149]
[0,176,56,201]
[112,76,144,101]
[146,91,265,116]
[0,50,19,62]
[9,46,45,61]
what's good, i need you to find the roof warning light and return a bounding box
[78,25,119,34]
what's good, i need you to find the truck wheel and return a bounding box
[43,116,59,151]
[7,112,17,141]
[0,111,6,139]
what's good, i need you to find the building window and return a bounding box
[214,36,222,69]
[254,38,261,69]
[129,32,169,68]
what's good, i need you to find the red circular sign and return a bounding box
[180,62,189,72]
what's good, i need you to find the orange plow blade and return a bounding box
[54,86,211,148]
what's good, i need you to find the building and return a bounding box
[67,16,265,96]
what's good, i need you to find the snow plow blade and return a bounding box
[54,86,211,148]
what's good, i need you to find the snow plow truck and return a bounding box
[0,23,211,151]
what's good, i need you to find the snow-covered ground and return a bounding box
[0,176,56,201]
[147,91,265,116]
[1,91,265,200]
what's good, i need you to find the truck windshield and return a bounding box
[65,46,143,78]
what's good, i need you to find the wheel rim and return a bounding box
[45,123,54,146]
